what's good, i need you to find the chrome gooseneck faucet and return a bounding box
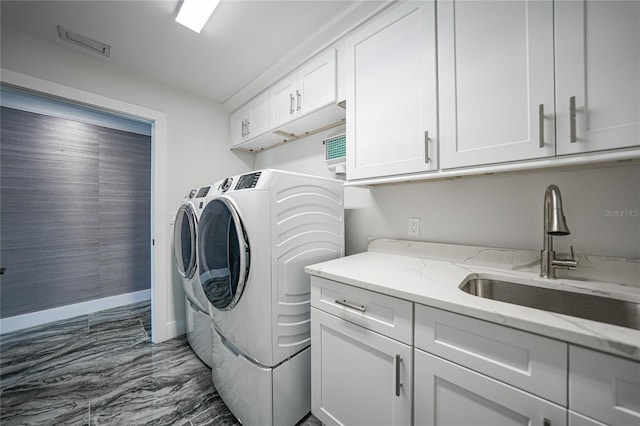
[540,184,577,278]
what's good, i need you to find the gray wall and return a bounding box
[1,25,253,333]
[1,107,151,318]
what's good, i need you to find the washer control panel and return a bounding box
[195,186,210,198]
[235,172,262,190]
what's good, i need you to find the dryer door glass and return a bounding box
[198,197,249,311]
[174,204,197,279]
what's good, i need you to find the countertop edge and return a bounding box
[305,251,640,362]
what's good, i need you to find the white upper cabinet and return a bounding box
[230,48,341,151]
[298,51,338,117]
[555,0,640,155]
[346,1,438,180]
[439,0,556,169]
[230,92,270,147]
[270,74,298,130]
[230,105,249,147]
[270,49,337,129]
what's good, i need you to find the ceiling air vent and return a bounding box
[58,26,111,57]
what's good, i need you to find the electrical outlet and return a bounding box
[408,217,420,237]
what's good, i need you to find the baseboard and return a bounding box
[0,289,151,334]
[171,318,187,338]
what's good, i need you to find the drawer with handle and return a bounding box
[415,304,567,406]
[310,276,413,345]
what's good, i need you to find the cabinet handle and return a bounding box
[424,131,430,163]
[543,418,551,426]
[395,354,402,397]
[290,93,295,115]
[570,96,577,143]
[539,104,545,148]
[334,299,366,313]
[296,90,302,111]
[241,120,246,137]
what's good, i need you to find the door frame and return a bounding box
[1,68,170,343]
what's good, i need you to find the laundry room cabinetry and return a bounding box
[554,0,640,156]
[270,49,337,129]
[230,48,344,152]
[414,351,567,426]
[310,276,413,426]
[230,91,273,147]
[307,265,640,426]
[439,0,639,169]
[414,304,567,425]
[438,0,556,169]
[345,0,438,180]
[568,345,640,425]
[344,0,639,184]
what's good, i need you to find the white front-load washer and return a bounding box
[173,184,215,367]
[196,169,344,426]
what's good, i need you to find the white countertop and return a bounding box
[305,239,640,361]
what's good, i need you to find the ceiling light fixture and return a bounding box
[175,0,221,33]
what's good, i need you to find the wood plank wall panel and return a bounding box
[0,107,151,319]
[1,107,100,317]
[98,127,151,298]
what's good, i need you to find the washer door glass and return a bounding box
[173,204,197,279]
[198,197,249,311]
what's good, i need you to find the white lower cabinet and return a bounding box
[310,277,640,426]
[414,349,567,426]
[569,345,640,426]
[414,304,567,406]
[311,308,412,426]
[568,411,606,426]
[310,276,413,426]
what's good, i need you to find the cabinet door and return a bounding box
[569,345,640,425]
[297,49,336,117]
[270,73,297,129]
[415,349,567,426]
[569,411,606,426]
[247,92,269,137]
[415,305,567,406]
[555,0,640,155]
[311,307,412,426]
[230,106,249,147]
[346,1,438,180]
[439,0,556,169]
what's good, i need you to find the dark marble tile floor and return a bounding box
[0,301,321,426]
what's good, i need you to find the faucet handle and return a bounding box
[551,245,578,271]
[566,245,578,270]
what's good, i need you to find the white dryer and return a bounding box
[173,184,215,367]
[197,169,344,426]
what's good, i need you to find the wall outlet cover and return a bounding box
[408,217,420,237]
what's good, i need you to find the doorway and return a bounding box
[0,70,169,343]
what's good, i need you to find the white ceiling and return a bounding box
[1,0,364,105]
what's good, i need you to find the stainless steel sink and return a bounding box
[460,278,640,330]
